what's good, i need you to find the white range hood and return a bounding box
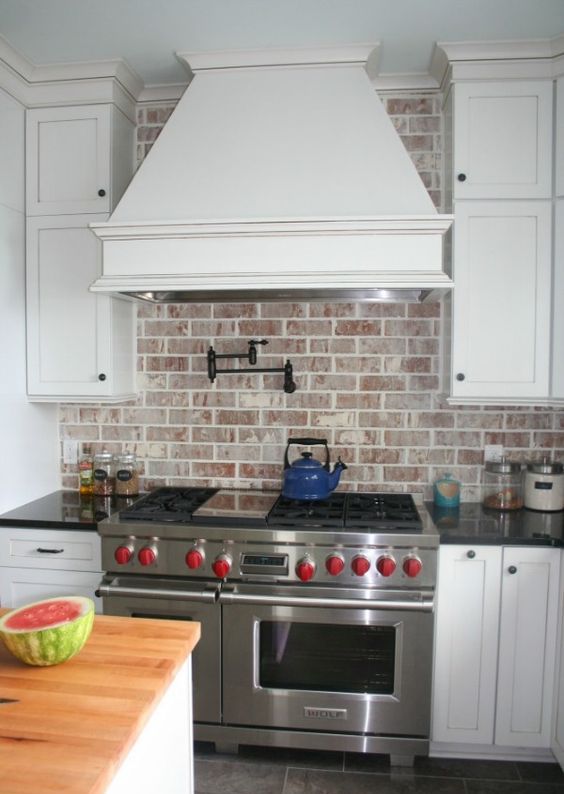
[90,46,452,303]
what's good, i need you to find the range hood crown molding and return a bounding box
[176,44,382,80]
[90,45,452,303]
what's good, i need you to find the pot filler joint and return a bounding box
[207,339,296,393]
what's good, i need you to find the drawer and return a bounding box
[0,528,101,571]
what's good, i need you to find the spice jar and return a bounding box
[483,458,523,511]
[115,453,140,497]
[93,450,115,496]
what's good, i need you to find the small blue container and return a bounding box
[433,473,461,508]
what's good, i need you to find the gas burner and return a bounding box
[267,493,347,528]
[345,493,422,530]
[119,487,219,522]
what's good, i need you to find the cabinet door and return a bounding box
[26,105,111,215]
[432,545,502,744]
[453,81,553,200]
[553,200,564,401]
[26,214,136,402]
[0,567,103,613]
[451,201,552,402]
[495,547,560,748]
[556,77,564,199]
[551,550,564,768]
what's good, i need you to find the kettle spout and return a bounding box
[328,457,348,490]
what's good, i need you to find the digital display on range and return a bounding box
[243,555,286,567]
[241,553,289,576]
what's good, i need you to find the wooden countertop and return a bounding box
[0,610,200,794]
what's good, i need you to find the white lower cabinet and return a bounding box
[0,527,103,612]
[432,545,560,750]
[0,567,103,613]
[551,549,564,767]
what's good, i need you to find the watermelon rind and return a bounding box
[0,596,95,666]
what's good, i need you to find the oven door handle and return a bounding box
[219,590,434,611]
[95,580,218,603]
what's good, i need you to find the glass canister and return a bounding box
[92,450,115,496]
[115,453,140,497]
[483,458,524,511]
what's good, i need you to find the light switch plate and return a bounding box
[63,440,79,464]
[484,444,503,463]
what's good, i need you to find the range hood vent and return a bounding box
[90,46,452,302]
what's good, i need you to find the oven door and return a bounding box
[96,575,221,724]
[220,583,434,737]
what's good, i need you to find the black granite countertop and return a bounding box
[2,491,563,545]
[425,502,564,546]
[0,490,136,530]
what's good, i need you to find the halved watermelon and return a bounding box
[0,596,94,666]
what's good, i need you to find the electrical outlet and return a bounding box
[484,444,503,463]
[63,440,79,465]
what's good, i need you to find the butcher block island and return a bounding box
[0,610,200,794]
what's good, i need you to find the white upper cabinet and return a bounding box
[450,200,552,401]
[0,86,25,213]
[556,77,564,198]
[25,102,136,402]
[453,81,553,200]
[26,104,134,216]
[26,214,136,402]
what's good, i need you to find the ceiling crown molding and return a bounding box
[0,32,142,119]
[430,36,564,89]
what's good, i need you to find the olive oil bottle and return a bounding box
[78,444,94,495]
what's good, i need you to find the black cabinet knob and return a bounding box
[508,565,517,574]
[457,173,467,182]
[98,373,107,381]
[467,550,476,559]
[98,189,106,197]
[456,373,465,381]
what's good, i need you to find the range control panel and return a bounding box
[103,537,437,588]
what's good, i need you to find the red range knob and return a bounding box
[212,555,231,579]
[186,548,204,569]
[296,558,316,582]
[114,545,133,565]
[377,555,397,577]
[325,554,345,576]
[376,556,396,576]
[403,556,422,578]
[138,546,157,566]
[351,555,371,577]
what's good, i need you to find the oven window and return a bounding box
[259,621,395,694]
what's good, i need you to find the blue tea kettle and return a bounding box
[282,437,347,501]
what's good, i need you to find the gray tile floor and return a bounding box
[194,743,564,794]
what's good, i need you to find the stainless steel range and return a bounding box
[96,488,438,765]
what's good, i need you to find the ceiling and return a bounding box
[0,0,563,87]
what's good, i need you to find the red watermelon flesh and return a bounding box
[5,599,82,630]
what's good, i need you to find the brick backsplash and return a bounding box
[58,93,564,500]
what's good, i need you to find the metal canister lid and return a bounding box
[94,450,113,461]
[117,453,136,463]
[526,460,563,475]
[485,459,521,474]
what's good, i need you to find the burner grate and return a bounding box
[119,487,219,522]
[345,493,422,530]
[267,493,347,528]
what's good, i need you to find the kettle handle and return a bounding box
[284,438,330,470]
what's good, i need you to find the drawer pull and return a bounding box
[36,547,64,554]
